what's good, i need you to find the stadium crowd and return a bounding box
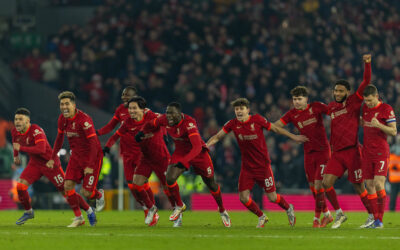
[8,0,400,192]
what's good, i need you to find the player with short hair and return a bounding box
[274,86,336,228]
[106,96,176,227]
[361,84,397,228]
[141,102,231,227]
[12,108,88,226]
[47,91,104,227]
[207,98,308,228]
[322,54,372,228]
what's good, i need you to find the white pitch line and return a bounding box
[0,231,399,240]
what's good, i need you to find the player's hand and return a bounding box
[371,117,381,128]
[13,143,21,151]
[46,159,54,169]
[103,146,110,155]
[14,157,21,165]
[135,131,144,142]
[363,54,371,63]
[293,135,309,144]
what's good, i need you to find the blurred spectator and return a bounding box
[41,52,63,87]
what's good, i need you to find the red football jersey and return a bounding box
[280,102,329,153]
[222,114,271,172]
[56,109,102,165]
[362,102,396,159]
[12,124,60,165]
[115,110,169,160]
[328,62,371,151]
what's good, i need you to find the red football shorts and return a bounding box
[20,160,65,192]
[325,145,363,183]
[65,152,103,192]
[135,154,170,185]
[238,165,276,193]
[304,150,330,182]
[362,154,389,180]
[171,150,214,178]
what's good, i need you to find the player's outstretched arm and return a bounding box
[270,123,309,143]
[206,129,227,147]
[97,116,120,136]
[18,141,46,155]
[273,120,285,128]
[371,118,397,136]
[356,54,372,97]
[180,133,203,168]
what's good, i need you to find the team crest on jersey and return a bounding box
[390,110,395,118]
[250,123,255,131]
[33,129,42,137]
[238,134,243,140]
[83,121,92,130]
[72,122,76,130]
[309,107,313,114]
[131,127,136,131]
[374,113,379,118]
[26,137,30,144]
[176,128,180,135]
[187,122,196,130]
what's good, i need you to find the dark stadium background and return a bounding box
[1,0,399,210]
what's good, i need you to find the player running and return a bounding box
[361,85,397,228]
[141,102,231,227]
[106,97,176,227]
[12,108,88,226]
[47,91,104,227]
[274,86,336,228]
[207,98,308,228]
[322,54,372,228]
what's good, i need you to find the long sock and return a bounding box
[128,183,144,206]
[133,184,154,209]
[325,186,341,210]
[89,189,102,200]
[274,194,290,210]
[359,190,372,214]
[167,182,183,207]
[17,183,31,211]
[210,185,225,213]
[316,189,327,219]
[163,189,176,208]
[367,193,378,220]
[76,192,90,211]
[310,187,320,219]
[243,197,263,217]
[65,190,82,217]
[144,183,155,204]
[377,189,387,221]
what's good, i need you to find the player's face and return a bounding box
[128,102,144,121]
[121,89,137,106]
[333,85,349,103]
[364,94,379,108]
[292,96,308,110]
[60,98,76,118]
[166,106,182,126]
[14,114,30,133]
[234,105,250,122]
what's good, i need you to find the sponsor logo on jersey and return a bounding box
[238,134,258,140]
[331,108,347,119]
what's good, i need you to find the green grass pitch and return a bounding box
[0,210,399,250]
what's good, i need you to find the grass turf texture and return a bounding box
[0,210,399,250]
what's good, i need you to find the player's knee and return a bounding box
[166,175,176,186]
[239,195,249,204]
[82,189,92,198]
[267,195,277,203]
[322,179,331,189]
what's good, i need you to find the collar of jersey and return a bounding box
[295,104,310,113]
[18,125,31,135]
[369,101,382,110]
[67,109,79,120]
[238,115,252,123]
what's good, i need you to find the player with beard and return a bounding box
[322,54,372,228]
